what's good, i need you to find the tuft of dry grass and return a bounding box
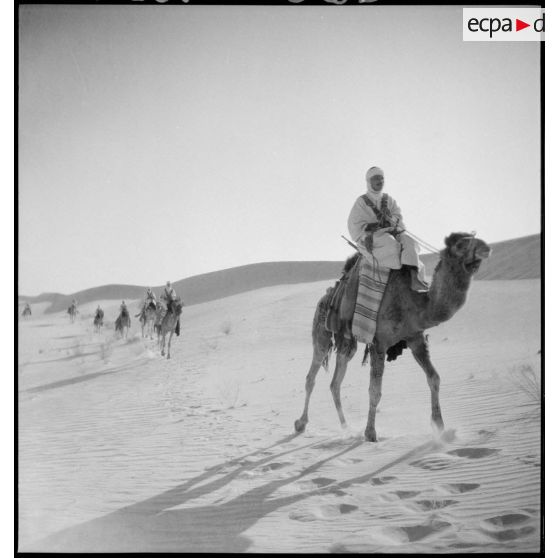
[510,364,541,406]
[217,378,241,409]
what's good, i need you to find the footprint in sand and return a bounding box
[319,503,359,518]
[518,454,540,467]
[393,490,421,500]
[484,513,531,528]
[444,482,480,494]
[446,448,500,459]
[311,478,348,497]
[289,503,359,522]
[370,476,397,485]
[410,456,454,470]
[414,499,458,511]
[398,520,451,542]
[311,477,336,487]
[259,461,292,473]
[481,513,536,542]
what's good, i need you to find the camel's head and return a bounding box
[444,232,491,274]
[171,299,184,315]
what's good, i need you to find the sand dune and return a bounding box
[18,276,541,552]
[19,233,540,315]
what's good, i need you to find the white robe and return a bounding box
[347,188,426,281]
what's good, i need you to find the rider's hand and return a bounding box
[378,226,395,234]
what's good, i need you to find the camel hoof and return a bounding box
[294,419,306,433]
[364,428,378,442]
[432,416,445,432]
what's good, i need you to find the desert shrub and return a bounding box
[510,364,541,405]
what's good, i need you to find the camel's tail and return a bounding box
[322,339,334,372]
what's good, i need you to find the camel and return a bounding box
[158,299,183,359]
[93,310,104,334]
[67,304,78,323]
[154,301,165,338]
[115,307,131,339]
[294,232,491,442]
[138,302,157,339]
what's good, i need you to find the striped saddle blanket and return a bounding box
[351,257,391,344]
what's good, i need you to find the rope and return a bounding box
[400,230,440,255]
[377,213,440,255]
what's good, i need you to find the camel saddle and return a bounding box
[325,253,362,339]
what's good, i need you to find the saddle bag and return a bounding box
[325,254,361,337]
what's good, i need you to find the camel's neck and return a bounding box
[425,256,473,326]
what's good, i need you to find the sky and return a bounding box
[18,4,541,296]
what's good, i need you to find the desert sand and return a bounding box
[18,278,541,553]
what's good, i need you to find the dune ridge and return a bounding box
[19,233,540,315]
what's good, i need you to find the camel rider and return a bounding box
[161,281,181,336]
[146,287,156,307]
[347,166,429,292]
[95,305,104,319]
[120,300,128,314]
[163,281,177,309]
[141,288,157,318]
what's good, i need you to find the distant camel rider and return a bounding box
[95,305,104,320]
[145,287,156,308]
[347,166,429,292]
[120,300,128,314]
[161,281,180,336]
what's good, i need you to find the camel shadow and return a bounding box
[25,434,442,553]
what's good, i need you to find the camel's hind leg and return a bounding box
[330,336,357,429]
[408,333,444,432]
[294,334,333,433]
[364,343,386,442]
[294,354,324,433]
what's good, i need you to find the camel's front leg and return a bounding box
[408,333,444,432]
[364,344,385,442]
[166,332,174,359]
[161,333,166,356]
